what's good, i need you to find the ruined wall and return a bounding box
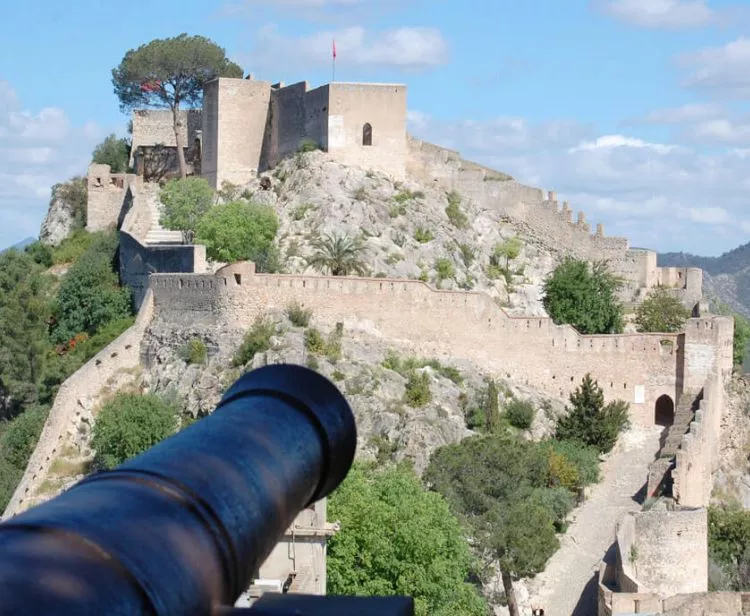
[2,291,155,520]
[202,78,271,188]
[327,83,406,179]
[86,163,136,232]
[632,509,708,596]
[129,109,202,167]
[147,264,720,426]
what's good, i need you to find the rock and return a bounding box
[39,179,85,246]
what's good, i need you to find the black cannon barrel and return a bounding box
[0,364,357,615]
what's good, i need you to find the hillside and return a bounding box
[659,243,750,317]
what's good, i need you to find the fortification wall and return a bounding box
[202,78,271,188]
[327,83,406,179]
[304,84,330,153]
[129,109,202,167]
[86,163,136,232]
[1,290,155,520]
[148,264,716,425]
[268,81,308,166]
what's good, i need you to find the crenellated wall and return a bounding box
[148,263,725,426]
[86,163,137,232]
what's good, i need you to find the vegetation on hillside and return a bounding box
[714,299,750,369]
[708,506,750,591]
[634,287,691,333]
[159,177,215,243]
[112,34,243,178]
[92,134,131,173]
[543,258,624,334]
[328,463,488,616]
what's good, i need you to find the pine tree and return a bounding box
[485,380,500,433]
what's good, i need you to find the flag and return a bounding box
[332,39,337,60]
[140,79,162,93]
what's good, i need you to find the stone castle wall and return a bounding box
[405,137,703,308]
[86,163,137,231]
[147,263,732,425]
[129,109,202,166]
[1,290,156,520]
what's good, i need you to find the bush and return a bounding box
[555,374,630,454]
[52,229,94,265]
[305,328,326,354]
[543,258,624,335]
[414,227,434,243]
[404,372,432,408]
[232,318,275,367]
[25,241,54,268]
[178,338,207,365]
[549,439,600,486]
[435,258,455,283]
[286,301,312,327]
[635,287,691,333]
[92,134,131,173]
[92,393,177,470]
[708,506,750,591]
[0,405,49,470]
[159,177,215,242]
[196,201,279,265]
[445,191,468,229]
[297,139,320,153]
[0,458,23,512]
[505,398,535,430]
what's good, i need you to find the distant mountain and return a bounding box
[659,241,750,317]
[1,237,36,254]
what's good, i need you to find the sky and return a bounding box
[1,0,749,255]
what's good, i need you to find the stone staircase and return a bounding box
[144,202,184,245]
[659,391,701,459]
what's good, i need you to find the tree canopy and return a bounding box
[327,463,488,616]
[634,287,691,333]
[92,134,131,173]
[542,257,624,334]
[159,177,215,242]
[112,34,243,177]
[195,200,279,268]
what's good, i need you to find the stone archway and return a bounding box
[362,123,373,146]
[654,394,675,427]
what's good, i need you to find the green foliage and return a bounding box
[0,458,22,512]
[112,33,243,177]
[548,439,600,486]
[459,243,476,267]
[24,241,54,268]
[196,200,279,266]
[445,191,468,229]
[216,180,241,202]
[306,326,344,362]
[0,405,49,470]
[635,287,691,333]
[307,233,367,276]
[92,393,177,470]
[159,177,215,242]
[393,189,424,204]
[708,506,750,591]
[51,177,88,232]
[291,203,315,221]
[305,328,326,354]
[555,374,630,454]
[232,318,275,367]
[328,463,488,616]
[286,301,312,327]
[484,380,501,433]
[404,372,432,408]
[542,258,624,335]
[434,258,455,283]
[493,237,523,270]
[297,139,319,153]
[178,337,207,365]
[382,352,463,385]
[92,134,131,173]
[51,229,95,264]
[52,231,132,344]
[414,227,434,244]
[505,398,535,430]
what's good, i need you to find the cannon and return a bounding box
[0,364,413,615]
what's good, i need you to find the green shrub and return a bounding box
[92,134,130,173]
[52,229,94,265]
[286,302,312,327]
[332,370,345,381]
[92,393,177,470]
[445,191,468,229]
[179,337,207,365]
[159,177,215,242]
[435,258,455,283]
[232,318,276,367]
[404,372,432,408]
[305,328,326,354]
[505,398,535,430]
[458,243,475,267]
[0,406,49,470]
[297,139,319,153]
[414,227,434,244]
[393,189,424,204]
[382,352,463,385]
[549,439,600,486]
[25,241,54,268]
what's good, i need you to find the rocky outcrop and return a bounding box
[39,177,86,246]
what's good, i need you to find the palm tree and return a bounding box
[307,232,368,276]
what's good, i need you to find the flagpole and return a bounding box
[332,39,336,83]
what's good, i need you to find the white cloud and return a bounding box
[409,111,750,254]
[0,81,105,248]
[598,0,717,29]
[679,37,750,98]
[243,25,448,72]
[639,102,724,124]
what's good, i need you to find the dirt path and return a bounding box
[525,425,662,616]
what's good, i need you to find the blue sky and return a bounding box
[1,0,749,255]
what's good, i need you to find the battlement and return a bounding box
[148,263,727,426]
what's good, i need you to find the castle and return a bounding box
[6,76,740,613]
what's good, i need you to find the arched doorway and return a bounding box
[362,123,373,146]
[655,394,675,427]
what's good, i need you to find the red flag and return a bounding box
[332,39,337,60]
[140,79,161,93]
